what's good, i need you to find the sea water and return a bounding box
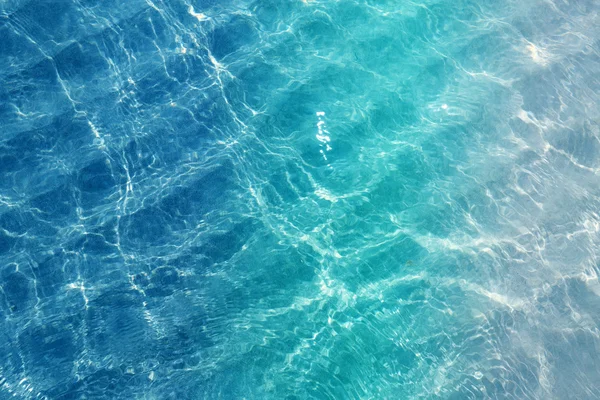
[1,0,599,398]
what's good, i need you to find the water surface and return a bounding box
[1,0,600,398]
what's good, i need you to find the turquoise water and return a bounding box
[1,0,600,398]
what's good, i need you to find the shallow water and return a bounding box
[1,0,600,398]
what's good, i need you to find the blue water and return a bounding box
[1,0,600,398]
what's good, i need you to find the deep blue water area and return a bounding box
[1,0,600,398]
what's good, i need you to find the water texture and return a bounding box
[1,0,600,398]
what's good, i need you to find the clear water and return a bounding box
[1,0,600,398]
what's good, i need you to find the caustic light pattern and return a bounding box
[1,0,600,399]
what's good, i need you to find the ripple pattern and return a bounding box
[1,0,600,399]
